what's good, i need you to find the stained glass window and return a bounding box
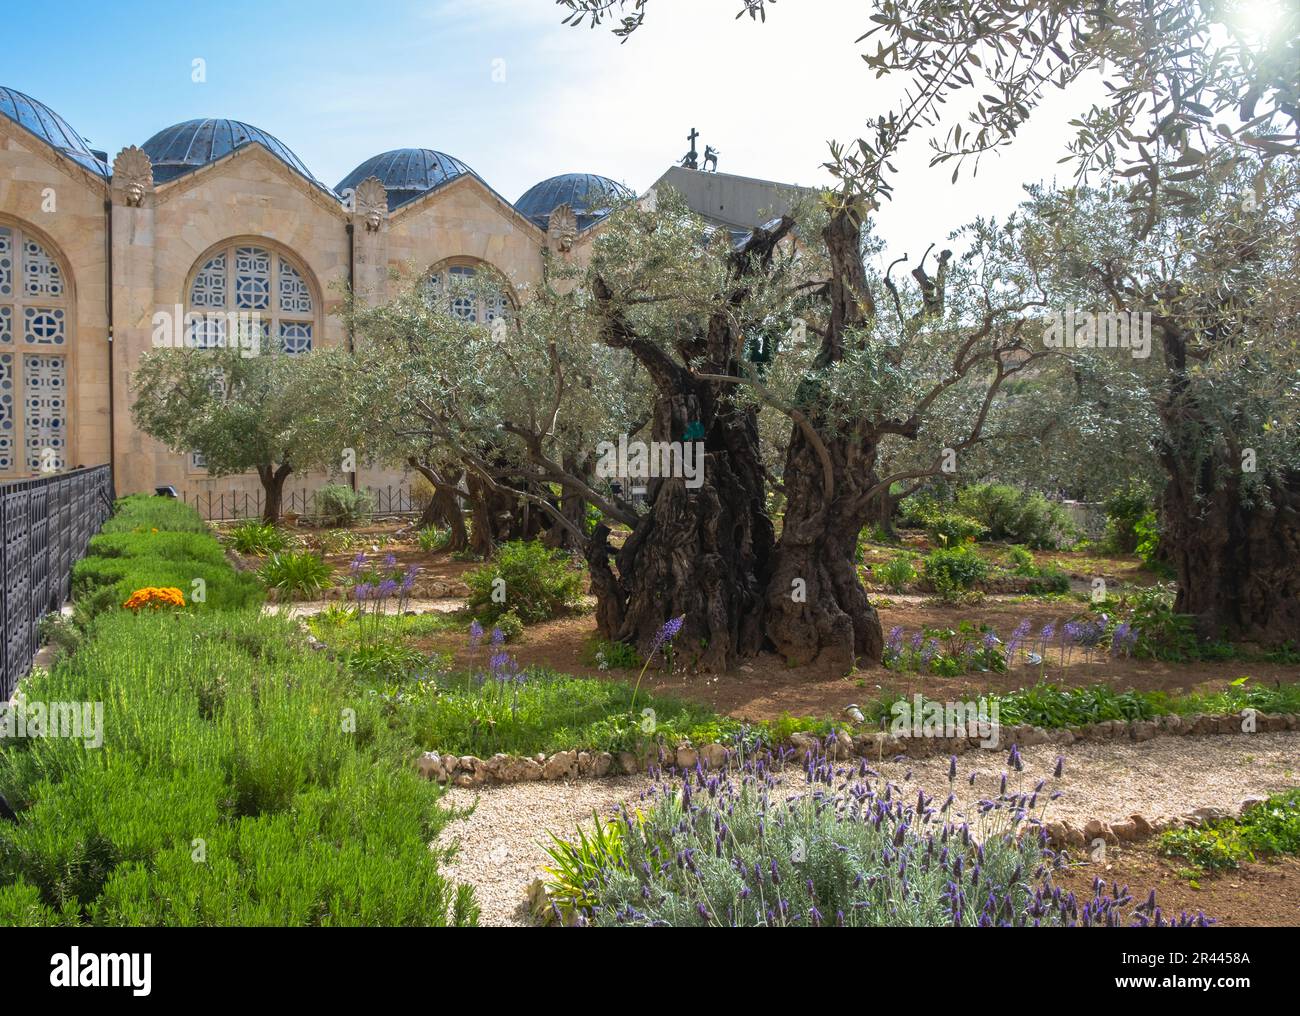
[0,352,13,473]
[279,321,312,354]
[426,262,512,327]
[191,253,227,308]
[23,353,66,472]
[0,225,71,475]
[23,238,63,297]
[0,227,12,298]
[187,243,316,356]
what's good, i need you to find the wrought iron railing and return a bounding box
[1,465,114,702]
[181,484,418,522]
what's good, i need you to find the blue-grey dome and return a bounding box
[140,118,326,190]
[0,86,107,177]
[515,173,635,231]
[335,149,479,211]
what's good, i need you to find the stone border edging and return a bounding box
[416,710,1299,787]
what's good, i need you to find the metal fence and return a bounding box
[181,484,418,522]
[1,465,115,702]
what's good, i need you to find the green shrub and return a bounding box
[258,552,333,599]
[923,544,988,598]
[0,609,477,926]
[1024,567,1070,594]
[99,495,209,535]
[465,540,584,623]
[583,638,643,671]
[315,484,373,527]
[1005,544,1035,573]
[955,484,1076,549]
[1157,790,1300,873]
[416,525,448,552]
[228,521,289,555]
[1134,509,1170,575]
[1102,485,1152,554]
[871,554,917,592]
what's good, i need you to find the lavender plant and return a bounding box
[573,742,1209,928]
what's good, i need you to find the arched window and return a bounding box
[0,222,70,474]
[424,259,512,326]
[186,242,317,354]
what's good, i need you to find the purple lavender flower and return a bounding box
[469,619,484,648]
[383,553,397,571]
[653,615,685,651]
[491,626,505,647]
[349,552,367,574]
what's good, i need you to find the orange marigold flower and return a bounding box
[123,586,187,611]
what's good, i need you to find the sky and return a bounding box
[4,0,1112,257]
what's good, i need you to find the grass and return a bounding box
[1157,790,1300,873]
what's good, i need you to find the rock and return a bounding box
[1239,796,1268,815]
[577,752,592,776]
[489,755,541,782]
[675,746,699,770]
[1129,720,1157,742]
[1216,714,1241,735]
[1190,714,1217,736]
[1193,806,1230,823]
[617,751,639,775]
[832,730,854,760]
[592,752,614,778]
[1158,714,1184,734]
[1110,819,1139,842]
[1011,725,1049,747]
[416,751,445,781]
[1083,818,1109,841]
[542,750,577,780]
[1050,727,1076,745]
[701,743,727,770]
[1130,814,1154,838]
[788,732,819,757]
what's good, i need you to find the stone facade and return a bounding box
[0,91,801,511]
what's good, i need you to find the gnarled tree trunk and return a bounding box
[1162,454,1300,644]
[258,463,292,524]
[764,204,885,670]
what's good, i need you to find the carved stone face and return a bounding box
[365,207,383,232]
[555,224,576,252]
[125,181,145,207]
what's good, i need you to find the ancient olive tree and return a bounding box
[1013,162,1300,643]
[131,343,355,523]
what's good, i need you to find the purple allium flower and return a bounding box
[377,578,399,599]
[353,582,372,602]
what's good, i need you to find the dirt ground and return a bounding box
[243,521,1298,724]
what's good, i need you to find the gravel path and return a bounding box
[436,731,1300,926]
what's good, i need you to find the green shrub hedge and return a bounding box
[2,494,474,926]
[71,496,262,615]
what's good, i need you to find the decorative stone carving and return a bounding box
[354,176,387,232]
[112,146,153,207]
[547,202,578,254]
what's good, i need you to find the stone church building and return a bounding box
[0,85,805,513]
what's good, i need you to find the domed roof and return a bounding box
[0,85,107,177]
[515,173,635,231]
[335,149,480,211]
[140,118,326,189]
